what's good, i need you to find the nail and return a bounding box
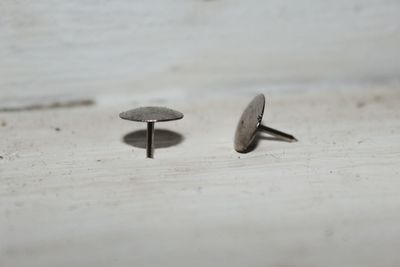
[146,121,155,158]
[120,107,184,158]
[234,94,297,153]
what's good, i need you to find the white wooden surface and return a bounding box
[1,1,400,267]
[1,0,400,102]
[1,85,400,267]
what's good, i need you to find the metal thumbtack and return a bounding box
[120,107,184,158]
[234,94,297,153]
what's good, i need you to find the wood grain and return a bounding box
[1,0,400,102]
[1,1,400,266]
[1,84,400,267]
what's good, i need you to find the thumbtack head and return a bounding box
[120,106,183,158]
[119,106,183,123]
[234,94,266,153]
[234,94,297,153]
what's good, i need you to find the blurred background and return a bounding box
[1,0,400,103]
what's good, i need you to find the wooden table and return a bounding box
[1,1,400,266]
[1,84,400,266]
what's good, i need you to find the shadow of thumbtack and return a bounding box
[123,129,184,149]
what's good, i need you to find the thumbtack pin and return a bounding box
[120,107,184,158]
[234,94,297,153]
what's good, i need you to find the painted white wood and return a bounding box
[1,0,400,102]
[1,84,400,267]
[1,1,400,266]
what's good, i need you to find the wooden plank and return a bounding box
[1,0,400,101]
[1,0,400,265]
[1,84,400,266]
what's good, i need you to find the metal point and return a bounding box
[234,94,297,153]
[146,122,155,158]
[258,124,298,143]
[120,106,184,158]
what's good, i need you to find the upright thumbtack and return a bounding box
[120,107,183,158]
[234,94,297,153]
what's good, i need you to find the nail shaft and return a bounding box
[259,124,297,142]
[146,122,155,158]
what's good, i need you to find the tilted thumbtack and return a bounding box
[234,94,297,153]
[120,107,183,158]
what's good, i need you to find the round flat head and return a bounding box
[119,106,184,123]
[234,94,265,152]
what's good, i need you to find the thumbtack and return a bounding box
[234,94,297,153]
[120,107,184,158]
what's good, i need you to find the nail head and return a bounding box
[119,106,183,123]
[234,94,266,153]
